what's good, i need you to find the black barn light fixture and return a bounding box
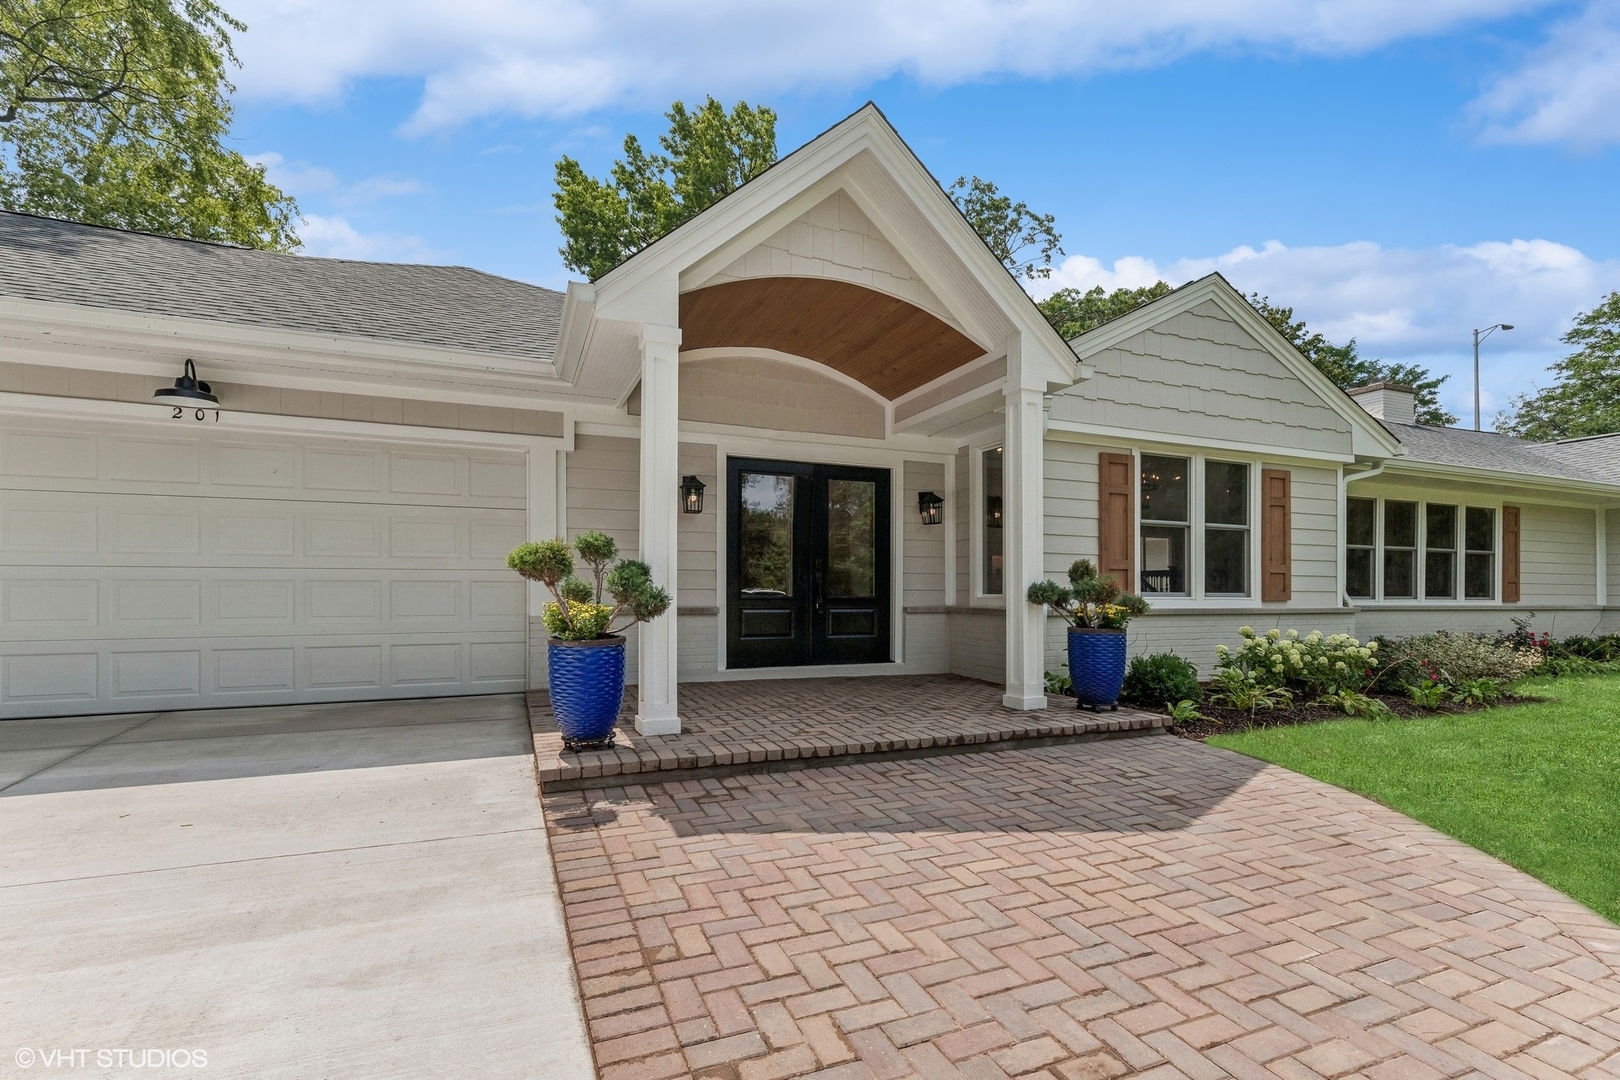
[153,359,218,405]
[680,475,706,514]
[917,491,943,526]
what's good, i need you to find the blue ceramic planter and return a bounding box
[547,636,626,748]
[1068,628,1126,711]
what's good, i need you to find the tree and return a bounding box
[1038,282,1175,339]
[554,97,776,281]
[1,0,299,249]
[1247,294,1458,427]
[948,175,1062,281]
[1496,292,1620,441]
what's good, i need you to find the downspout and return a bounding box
[1340,462,1386,608]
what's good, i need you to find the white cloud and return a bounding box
[1038,237,1620,416]
[297,214,440,262]
[250,152,427,205]
[1471,2,1620,149]
[227,0,1548,132]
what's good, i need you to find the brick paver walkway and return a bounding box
[543,738,1620,1080]
[530,676,1165,787]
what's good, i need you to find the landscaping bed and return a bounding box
[1158,687,1539,740]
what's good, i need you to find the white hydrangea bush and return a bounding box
[1215,626,1379,695]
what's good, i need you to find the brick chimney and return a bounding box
[1347,382,1418,425]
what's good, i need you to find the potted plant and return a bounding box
[1028,559,1150,711]
[507,531,670,750]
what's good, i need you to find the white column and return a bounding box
[1002,376,1048,711]
[636,324,682,735]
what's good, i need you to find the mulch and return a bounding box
[1114,687,1543,741]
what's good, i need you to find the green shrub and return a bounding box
[1314,689,1395,720]
[1215,627,1378,695]
[1378,631,1539,691]
[1122,652,1201,708]
[1406,678,1447,710]
[1208,665,1293,717]
[509,531,670,642]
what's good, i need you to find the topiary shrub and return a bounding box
[1121,651,1201,708]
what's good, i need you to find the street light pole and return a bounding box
[1472,323,1514,431]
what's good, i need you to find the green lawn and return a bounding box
[1209,672,1620,923]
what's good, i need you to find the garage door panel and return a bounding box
[2,633,528,715]
[0,492,524,569]
[107,434,201,485]
[2,417,531,717]
[0,420,524,509]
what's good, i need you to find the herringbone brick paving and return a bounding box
[530,676,1166,786]
[542,737,1620,1079]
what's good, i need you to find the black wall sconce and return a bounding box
[986,495,1003,529]
[680,475,706,514]
[917,491,943,526]
[153,359,218,405]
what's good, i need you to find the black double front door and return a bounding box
[727,458,891,669]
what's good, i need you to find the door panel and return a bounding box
[727,458,890,669]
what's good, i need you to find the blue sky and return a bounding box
[224,0,1620,426]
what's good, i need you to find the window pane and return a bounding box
[982,448,1003,595]
[1385,501,1416,548]
[1385,549,1415,598]
[1465,552,1494,599]
[1466,507,1495,552]
[1140,455,1189,523]
[740,473,794,596]
[1426,551,1456,598]
[1346,548,1374,599]
[1347,498,1376,547]
[1140,525,1187,594]
[1205,528,1248,595]
[1426,504,1457,551]
[1205,461,1248,526]
[825,479,875,598]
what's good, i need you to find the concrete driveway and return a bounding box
[0,695,593,1079]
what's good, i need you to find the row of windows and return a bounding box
[1346,498,1496,601]
[976,449,1503,605]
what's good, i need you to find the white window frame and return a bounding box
[1343,493,1504,605]
[969,439,1006,604]
[1132,451,1262,609]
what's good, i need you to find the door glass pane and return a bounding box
[739,473,793,596]
[982,448,1003,595]
[826,479,876,598]
[1205,461,1248,525]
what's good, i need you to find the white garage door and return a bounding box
[0,415,529,719]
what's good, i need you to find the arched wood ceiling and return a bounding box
[678,277,986,400]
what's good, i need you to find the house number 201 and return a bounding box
[172,407,220,422]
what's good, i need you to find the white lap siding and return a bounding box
[902,460,949,671]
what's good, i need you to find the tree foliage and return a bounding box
[554,97,776,280]
[1038,281,1174,340]
[948,175,1062,281]
[1247,294,1458,427]
[0,0,299,248]
[1496,292,1620,441]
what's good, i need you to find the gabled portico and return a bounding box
[552,104,1082,734]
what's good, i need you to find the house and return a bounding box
[1,105,1615,725]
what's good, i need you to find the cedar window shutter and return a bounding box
[1261,469,1292,602]
[1502,505,1521,603]
[1097,452,1135,591]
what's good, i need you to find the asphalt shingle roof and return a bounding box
[1385,421,1619,485]
[0,211,564,360]
[1542,433,1620,478]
